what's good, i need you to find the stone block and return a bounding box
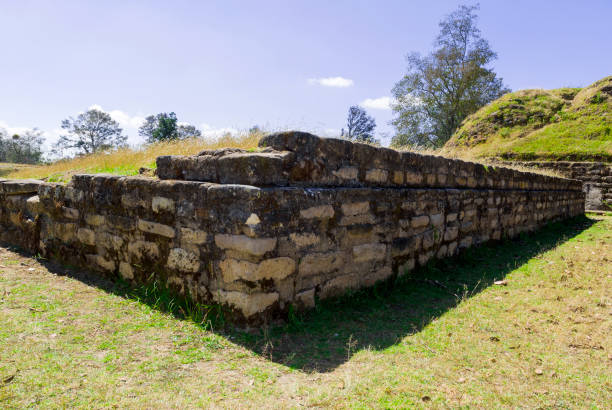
[137,219,176,238]
[214,234,277,256]
[353,243,386,262]
[119,262,134,280]
[77,228,96,246]
[300,205,334,219]
[299,251,346,276]
[128,240,159,261]
[180,228,208,245]
[86,254,116,272]
[332,167,358,180]
[365,168,388,183]
[289,232,320,248]
[411,215,430,228]
[216,290,279,318]
[167,248,200,272]
[152,196,175,213]
[85,214,105,226]
[341,201,370,216]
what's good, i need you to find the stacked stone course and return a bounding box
[0,132,585,323]
[498,161,611,211]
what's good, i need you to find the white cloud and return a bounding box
[308,76,354,88]
[360,96,392,110]
[88,104,145,129]
[199,123,238,139]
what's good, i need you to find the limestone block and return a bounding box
[214,234,277,256]
[180,228,208,245]
[341,201,369,216]
[216,290,279,318]
[391,236,421,257]
[121,193,147,209]
[25,195,43,215]
[77,228,96,246]
[62,207,79,220]
[393,171,404,184]
[85,254,116,272]
[430,213,444,227]
[320,273,359,299]
[362,266,393,287]
[137,219,176,238]
[398,258,415,276]
[405,172,423,184]
[220,257,295,283]
[97,232,124,251]
[55,223,77,242]
[289,232,320,248]
[128,240,159,260]
[167,248,200,273]
[352,243,386,262]
[119,262,134,280]
[85,214,105,227]
[365,168,388,183]
[300,205,334,219]
[295,288,315,308]
[152,196,175,213]
[459,236,473,248]
[332,167,358,180]
[299,251,346,276]
[443,226,459,241]
[339,213,375,226]
[411,215,430,228]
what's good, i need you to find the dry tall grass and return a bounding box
[7,132,262,181]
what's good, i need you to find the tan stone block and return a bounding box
[295,288,315,309]
[77,228,96,246]
[339,213,375,226]
[137,219,175,238]
[444,226,458,241]
[214,234,276,256]
[180,228,208,245]
[411,215,430,228]
[362,266,393,287]
[398,259,415,276]
[119,262,134,280]
[299,251,346,276]
[25,195,43,215]
[85,214,105,226]
[85,254,116,272]
[215,290,279,318]
[341,201,370,216]
[257,257,296,281]
[352,243,386,262]
[430,213,444,227]
[289,232,320,248]
[62,207,79,220]
[392,170,404,184]
[332,167,358,180]
[56,223,77,242]
[152,196,175,213]
[405,172,423,185]
[319,273,359,299]
[167,248,200,272]
[300,205,334,219]
[128,240,159,260]
[365,168,388,183]
[97,232,124,251]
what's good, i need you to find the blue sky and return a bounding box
[1,0,611,148]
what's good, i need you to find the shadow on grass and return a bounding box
[3,214,597,373]
[228,215,596,372]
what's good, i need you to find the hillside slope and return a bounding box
[443,76,612,161]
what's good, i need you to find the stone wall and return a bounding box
[499,161,611,211]
[0,132,585,324]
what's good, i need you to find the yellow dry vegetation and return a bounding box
[6,132,263,181]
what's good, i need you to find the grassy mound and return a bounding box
[443,76,612,161]
[6,132,262,182]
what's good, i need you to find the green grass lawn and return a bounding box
[1,214,611,408]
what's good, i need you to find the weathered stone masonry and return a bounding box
[0,132,585,323]
[498,161,611,211]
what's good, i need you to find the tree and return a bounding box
[0,128,44,164]
[390,4,509,148]
[342,105,376,143]
[138,112,201,143]
[55,108,126,155]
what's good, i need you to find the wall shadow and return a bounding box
[225,215,595,372]
[1,215,596,373]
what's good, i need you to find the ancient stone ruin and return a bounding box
[0,132,585,323]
